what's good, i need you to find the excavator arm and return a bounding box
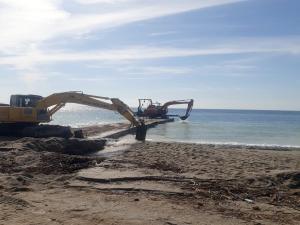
[36,92,141,127]
[162,99,194,120]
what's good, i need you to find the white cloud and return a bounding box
[0,0,244,53]
[0,0,68,53]
[74,0,136,4]
[1,37,300,70]
[20,73,48,82]
[0,0,248,80]
[118,66,192,75]
[2,0,298,83]
[68,77,149,81]
[149,31,178,37]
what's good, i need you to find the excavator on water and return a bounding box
[0,92,147,140]
[136,99,194,120]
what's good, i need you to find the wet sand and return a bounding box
[0,125,300,225]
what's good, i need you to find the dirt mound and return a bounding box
[0,137,106,175]
[37,153,103,174]
[276,171,300,189]
[0,148,104,175]
[21,125,73,138]
[21,137,106,155]
[0,194,30,208]
[245,171,300,189]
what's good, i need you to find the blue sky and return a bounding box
[0,0,299,110]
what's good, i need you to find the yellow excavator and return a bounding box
[0,92,147,140]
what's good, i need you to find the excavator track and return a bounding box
[0,123,73,138]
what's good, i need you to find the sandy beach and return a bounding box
[0,125,300,225]
[1,0,299,224]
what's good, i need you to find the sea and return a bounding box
[51,107,300,148]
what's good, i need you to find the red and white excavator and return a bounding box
[136,99,194,120]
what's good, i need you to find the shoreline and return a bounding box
[81,123,300,150]
[145,138,300,151]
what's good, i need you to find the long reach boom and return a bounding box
[35,92,141,127]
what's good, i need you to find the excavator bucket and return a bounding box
[135,121,147,141]
[180,115,188,120]
[180,99,194,120]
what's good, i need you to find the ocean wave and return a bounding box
[146,136,300,149]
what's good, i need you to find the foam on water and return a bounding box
[97,136,138,157]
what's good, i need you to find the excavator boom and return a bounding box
[36,92,140,127]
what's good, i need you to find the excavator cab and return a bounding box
[9,95,50,122]
[10,95,44,107]
[137,99,152,116]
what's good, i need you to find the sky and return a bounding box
[0,0,299,110]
